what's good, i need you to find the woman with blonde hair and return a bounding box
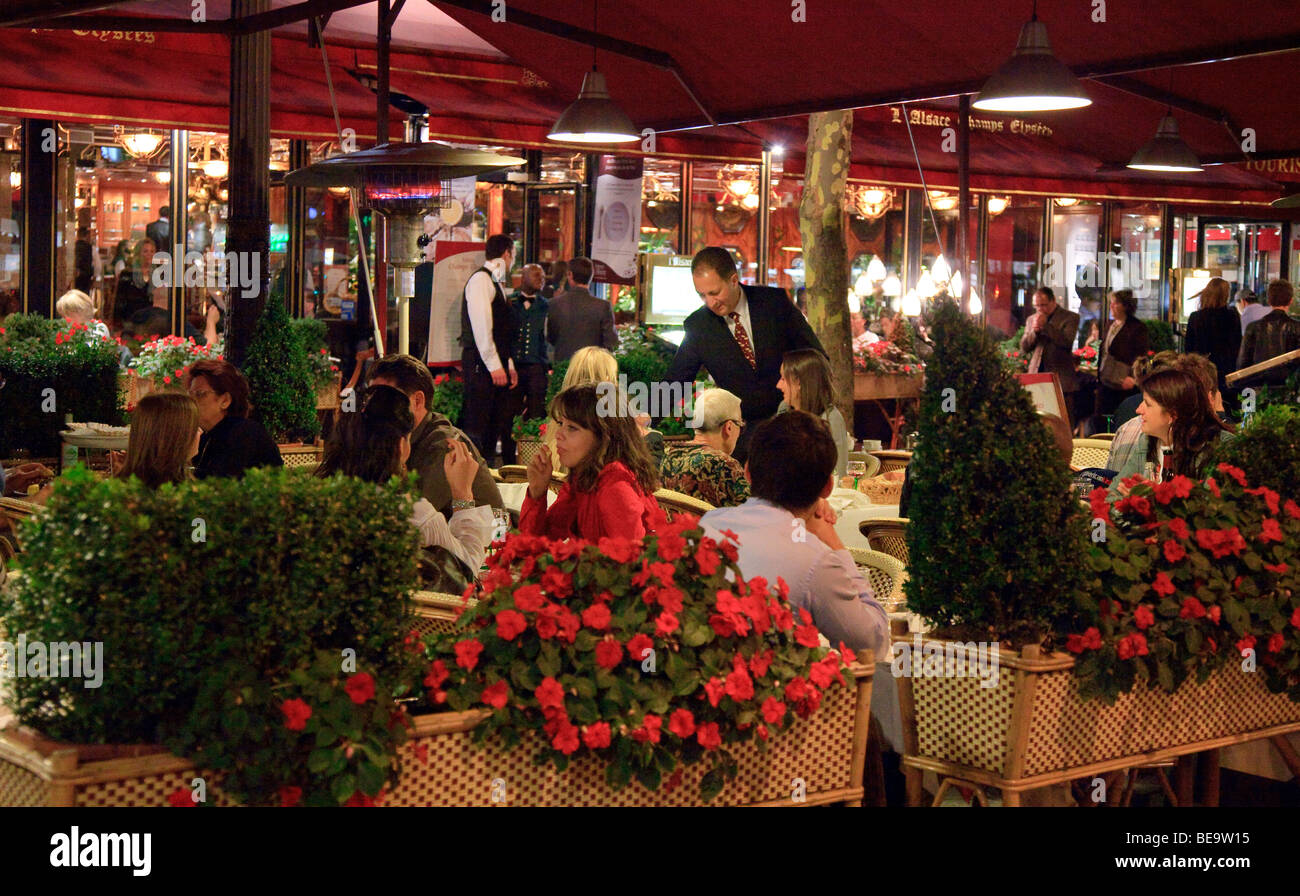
[1184,276,1241,393]
[562,346,619,389]
[56,290,111,342]
[116,392,201,489]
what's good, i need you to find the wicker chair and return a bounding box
[847,452,882,479]
[409,590,477,639]
[847,547,907,609]
[1090,432,1117,442]
[859,518,910,566]
[654,488,714,520]
[279,445,322,468]
[1070,438,1113,470]
[0,497,40,553]
[869,450,912,474]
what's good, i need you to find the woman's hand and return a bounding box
[6,463,54,495]
[1121,376,1136,391]
[526,443,553,501]
[443,439,479,503]
[1116,480,1132,497]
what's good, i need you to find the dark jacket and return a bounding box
[667,284,825,424]
[406,411,503,517]
[194,415,283,479]
[512,291,550,365]
[546,285,618,364]
[1019,304,1081,392]
[1237,308,1300,386]
[1100,316,1150,377]
[1184,305,1241,388]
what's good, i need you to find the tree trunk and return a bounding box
[799,110,855,430]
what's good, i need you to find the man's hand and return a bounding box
[803,498,844,551]
[6,462,54,495]
[490,366,508,387]
[443,439,479,504]
[526,444,553,501]
[508,364,518,389]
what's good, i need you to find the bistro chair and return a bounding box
[1090,432,1117,442]
[409,590,477,639]
[869,450,912,474]
[0,497,40,553]
[1070,439,1113,471]
[859,518,910,567]
[654,488,714,521]
[847,547,906,610]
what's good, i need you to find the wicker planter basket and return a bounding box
[0,661,872,807]
[316,375,341,411]
[514,437,545,467]
[898,640,1300,806]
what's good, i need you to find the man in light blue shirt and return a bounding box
[701,410,889,656]
[1236,289,1269,335]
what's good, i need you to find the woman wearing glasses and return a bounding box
[187,359,284,479]
[658,387,750,507]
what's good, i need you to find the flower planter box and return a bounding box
[278,443,322,469]
[514,437,545,468]
[316,375,341,411]
[0,663,873,807]
[853,373,923,401]
[897,640,1300,806]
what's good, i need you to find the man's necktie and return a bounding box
[729,312,757,369]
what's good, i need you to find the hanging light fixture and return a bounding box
[1054,196,1080,207]
[987,195,1010,215]
[119,128,164,159]
[968,287,983,315]
[849,184,894,219]
[901,289,922,317]
[1127,113,1203,172]
[866,256,887,283]
[973,4,1091,113]
[853,272,873,296]
[917,271,937,299]
[548,1,638,143]
[881,274,902,298]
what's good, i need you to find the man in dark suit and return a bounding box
[145,206,171,251]
[1020,286,1081,425]
[546,256,618,364]
[666,246,826,463]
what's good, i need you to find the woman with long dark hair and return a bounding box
[1096,289,1151,422]
[521,383,664,540]
[317,384,493,575]
[1184,277,1241,394]
[1125,367,1234,488]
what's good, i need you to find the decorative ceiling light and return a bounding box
[917,271,937,299]
[849,184,895,219]
[548,3,638,144]
[854,272,873,296]
[328,185,352,196]
[968,287,983,315]
[155,170,171,184]
[8,170,19,189]
[901,289,922,317]
[930,255,952,284]
[119,128,164,159]
[717,164,759,205]
[202,159,228,179]
[847,289,861,314]
[741,193,760,210]
[1054,196,1080,207]
[881,274,902,297]
[1127,113,1203,172]
[987,195,1010,215]
[950,271,964,297]
[929,192,958,211]
[973,5,1091,112]
[866,255,887,282]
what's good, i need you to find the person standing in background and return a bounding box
[511,263,550,423]
[145,205,171,251]
[1235,288,1268,336]
[542,260,568,300]
[1095,289,1150,423]
[1020,287,1081,426]
[546,256,618,365]
[73,226,96,294]
[1237,279,1300,387]
[459,234,518,464]
[1183,277,1240,395]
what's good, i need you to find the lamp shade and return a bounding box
[1127,115,1203,172]
[973,19,1091,112]
[548,71,639,144]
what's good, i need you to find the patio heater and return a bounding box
[285,143,524,356]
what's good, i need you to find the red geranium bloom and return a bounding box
[481,680,509,709]
[551,721,581,755]
[1268,633,1286,654]
[1265,562,1290,575]
[656,586,685,615]
[724,668,754,701]
[454,638,484,670]
[1206,477,1221,498]
[1088,487,1110,520]
[656,531,686,561]
[1163,540,1186,563]
[1291,606,1300,629]
[1259,517,1284,544]
[1116,632,1149,660]
[594,638,623,669]
[1134,605,1155,630]
[1285,499,1300,520]
[749,649,774,679]
[784,676,811,702]
[626,633,654,663]
[704,677,725,707]
[631,714,662,744]
[1216,463,1248,487]
[1167,518,1190,540]
[1180,597,1207,619]
[1207,605,1221,624]
[1237,635,1256,655]
[582,721,612,750]
[695,543,721,576]
[580,603,611,630]
[1245,486,1281,516]
[280,698,312,731]
[668,708,696,738]
[535,677,566,711]
[655,612,680,636]
[167,789,196,807]
[534,612,559,640]
[513,584,545,612]
[424,659,449,690]
[696,721,722,751]
[1116,495,1152,518]
[1151,572,1176,597]
[1065,627,1103,654]
[761,697,786,725]
[278,786,302,807]
[810,657,838,688]
[541,564,573,598]
[598,537,640,564]
[495,609,527,642]
[344,672,375,705]
[795,624,821,649]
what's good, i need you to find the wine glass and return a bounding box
[846,458,868,490]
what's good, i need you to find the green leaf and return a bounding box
[357,761,387,794]
[700,767,725,803]
[536,644,561,678]
[682,618,712,647]
[605,759,632,791]
[307,748,336,773]
[1156,661,1175,693]
[331,772,356,804]
[635,763,662,791]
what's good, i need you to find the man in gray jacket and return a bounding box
[546,256,618,364]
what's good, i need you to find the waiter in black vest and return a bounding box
[460,234,518,464]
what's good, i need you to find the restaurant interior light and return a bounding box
[901,289,922,317]
[547,71,639,144]
[930,255,951,284]
[1127,113,1203,172]
[972,13,1091,113]
[847,289,861,314]
[968,288,983,315]
[1054,196,1080,207]
[987,195,1010,215]
[8,170,19,189]
[882,274,902,297]
[121,131,163,159]
[950,271,964,297]
[917,271,937,299]
[866,255,887,282]
[202,159,228,179]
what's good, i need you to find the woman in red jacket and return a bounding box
[521,383,664,540]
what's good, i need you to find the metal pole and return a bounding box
[956,96,971,312]
[286,139,308,317]
[756,147,771,286]
[19,118,56,317]
[167,128,188,337]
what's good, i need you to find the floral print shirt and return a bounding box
[658,443,750,508]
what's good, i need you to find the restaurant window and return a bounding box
[641,157,681,256]
[0,122,21,318]
[845,183,903,315]
[690,161,761,283]
[1108,201,1163,321]
[769,173,803,294]
[983,194,1044,335]
[1047,198,1104,340]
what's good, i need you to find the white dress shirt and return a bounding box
[464,256,511,373]
[723,292,754,350]
[411,499,493,576]
[1239,302,1269,335]
[701,498,890,656]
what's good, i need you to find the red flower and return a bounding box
[1206,476,1221,498]
[1268,633,1286,654]
[1163,540,1186,563]
[1207,605,1221,624]
[1285,499,1300,520]
[541,564,573,598]
[1134,605,1155,630]
[597,537,640,564]
[1116,495,1152,519]
[626,633,654,663]
[704,677,725,707]
[749,649,774,679]
[582,721,612,749]
[481,680,509,709]
[513,584,545,612]
[278,786,302,807]
[1180,597,1207,620]
[551,720,581,755]
[424,659,449,690]
[656,531,686,561]
[724,668,754,701]
[535,677,566,711]
[695,542,721,576]
[344,672,375,705]
[280,698,312,731]
[1291,606,1300,629]
[761,697,787,725]
[581,603,611,630]
[454,638,484,670]
[1265,562,1290,575]
[1237,635,1256,656]
[594,638,623,669]
[495,609,527,641]
[1216,462,1248,487]
[1116,632,1149,660]
[1088,487,1110,520]
[1195,526,1248,559]
[795,624,821,649]
[668,708,696,738]
[1259,517,1284,544]
[1065,627,1103,654]
[1245,486,1282,516]
[1151,572,1176,597]
[632,714,662,744]
[167,789,196,807]
[784,676,811,702]
[655,612,680,636]
[1167,518,1190,540]
[696,721,722,751]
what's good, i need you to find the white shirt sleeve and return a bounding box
[412,499,494,576]
[801,548,890,657]
[465,270,502,372]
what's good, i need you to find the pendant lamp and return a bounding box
[1127,113,1203,172]
[973,6,1091,113]
[548,1,638,143]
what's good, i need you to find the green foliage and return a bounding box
[2,467,420,756]
[288,318,338,391]
[1213,404,1300,500]
[904,299,1087,646]
[1145,318,1176,354]
[423,522,856,801]
[0,314,123,457]
[1073,466,1300,703]
[243,291,319,442]
[545,359,570,408]
[996,327,1029,373]
[430,371,464,426]
[511,415,547,441]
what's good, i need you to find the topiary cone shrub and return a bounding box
[243,289,319,443]
[904,298,1087,647]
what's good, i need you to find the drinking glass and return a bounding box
[846,459,868,490]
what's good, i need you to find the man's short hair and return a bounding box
[159,205,171,219]
[691,246,737,281]
[1034,286,1056,303]
[1235,288,1256,305]
[568,257,593,286]
[484,234,513,261]
[1266,279,1294,308]
[690,388,742,433]
[370,354,436,406]
[747,411,837,512]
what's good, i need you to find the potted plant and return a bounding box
[852,340,924,400]
[398,518,874,806]
[243,290,320,448]
[125,334,223,407]
[510,415,548,466]
[0,467,423,806]
[997,327,1029,374]
[289,317,341,411]
[430,371,464,427]
[897,299,1300,806]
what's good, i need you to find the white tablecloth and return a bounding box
[828,488,901,550]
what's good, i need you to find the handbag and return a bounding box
[1099,353,1131,390]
